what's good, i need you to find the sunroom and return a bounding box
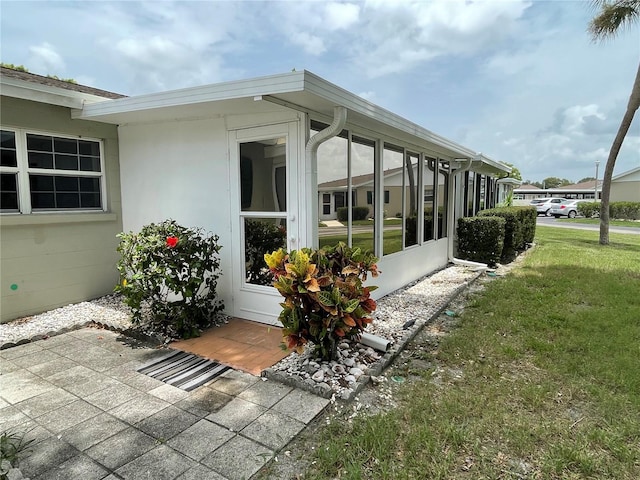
[73,70,510,326]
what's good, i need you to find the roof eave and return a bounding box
[1,76,113,108]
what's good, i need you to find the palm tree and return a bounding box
[588,0,640,245]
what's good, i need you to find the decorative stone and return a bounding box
[312,370,325,382]
[349,367,364,379]
[332,364,346,375]
[344,375,356,384]
[343,358,355,367]
[338,342,350,350]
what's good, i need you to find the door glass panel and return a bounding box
[466,171,475,217]
[239,136,287,286]
[438,163,449,239]
[351,135,375,253]
[383,143,403,255]
[423,157,436,242]
[404,152,419,248]
[315,123,348,248]
[240,138,286,212]
[244,217,286,285]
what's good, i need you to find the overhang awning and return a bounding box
[70,70,511,173]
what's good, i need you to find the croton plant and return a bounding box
[264,242,379,361]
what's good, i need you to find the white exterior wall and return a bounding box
[117,111,301,319]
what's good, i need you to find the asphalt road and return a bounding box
[536,216,640,235]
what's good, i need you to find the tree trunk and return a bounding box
[600,61,640,245]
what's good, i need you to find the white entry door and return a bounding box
[229,123,300,325]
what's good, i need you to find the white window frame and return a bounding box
[0,127,107,215]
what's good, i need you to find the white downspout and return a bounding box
[306,106,348,247]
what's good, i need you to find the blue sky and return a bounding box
[1,0,639,183]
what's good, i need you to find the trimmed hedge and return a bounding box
[457,216,506,266]
[336,206,370,222]
[610,202,640,220]
[516,206,537,244]
[577,202,600,218]
[577,201,640,220]
[478,207,521,261]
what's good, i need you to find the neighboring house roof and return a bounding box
[557,180,602,190]
[0,66,125,99]
[319,166,404,189]
[1,66,126,109]
[71,70,511,175]
[612,165,640,182]
[516,184,540,190]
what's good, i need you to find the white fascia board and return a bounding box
[0,77,109,108]
[497,177,522,185]
[612,165,640,181]
[74,71,307,120]
[303,72,484,161]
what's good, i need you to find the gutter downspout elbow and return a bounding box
[306,106,347,156]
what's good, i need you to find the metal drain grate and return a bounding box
[137,350,230,391]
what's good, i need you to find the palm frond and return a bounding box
[588,0,640,40]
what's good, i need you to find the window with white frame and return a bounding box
[0,128,105,213]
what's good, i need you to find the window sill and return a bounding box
[0,212,118,226]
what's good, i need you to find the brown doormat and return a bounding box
[170,318,289,376]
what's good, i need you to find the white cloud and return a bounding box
[325,2,360,30]
[349,0,531,77]
[28,42,65,75]
[290,32,326,55]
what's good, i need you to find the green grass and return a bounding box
[319,230,402,253]
[305,226,640,479]
[557,218,640,228]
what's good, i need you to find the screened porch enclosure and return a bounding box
[313,119,454,259]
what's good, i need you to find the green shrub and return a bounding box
[1,429,34,472]
[405,216,435,244]
[478,207,525,262]
[610,201,640,220]
[457,216,505,266]
[115,220,224,339]
[577,201,600,218]
[516,206,537,244]
[336,206,370,222]
[244,219,286,286]
[264,242,379,361]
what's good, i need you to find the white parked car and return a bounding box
[530,198,568,216]
[550,199,589,218]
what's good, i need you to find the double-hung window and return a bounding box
[0,128,105,214]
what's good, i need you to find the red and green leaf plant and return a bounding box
[264,242,380,361]
[115,219,224,339]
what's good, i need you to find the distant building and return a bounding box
[513,167,640,204]
[611,166,640,202]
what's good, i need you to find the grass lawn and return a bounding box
[306,226,640,479]
[319,230,402,253]
[557,218,640,228]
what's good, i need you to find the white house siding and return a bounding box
[117,111,301,320]
[0,97,122,322]
[611,168,640,202]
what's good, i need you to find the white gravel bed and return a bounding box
[0,295,133,346]
[265,264,483,399]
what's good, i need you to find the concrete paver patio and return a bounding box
[0,327,330,480]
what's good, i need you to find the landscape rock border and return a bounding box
[262,267,485,401]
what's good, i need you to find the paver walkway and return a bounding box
[0,327,329,480]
